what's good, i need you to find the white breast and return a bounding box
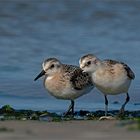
[92,67,132,95]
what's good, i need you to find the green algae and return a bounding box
[0,105,140,122]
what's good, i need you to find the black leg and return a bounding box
[119,93,130,115]
[104,95,108,116]
[71,100,74,115]
[64,100,74,117]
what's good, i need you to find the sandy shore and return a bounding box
[0,120,139,140]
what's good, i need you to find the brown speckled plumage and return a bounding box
[62,64,93,90]
[104,59,135,80]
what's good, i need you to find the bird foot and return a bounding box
[99,116,116,121]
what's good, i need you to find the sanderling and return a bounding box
[79,54,135,118]
[34,58,94,116]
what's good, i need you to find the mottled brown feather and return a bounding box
[104,59,135,79]
[62,64,93,90]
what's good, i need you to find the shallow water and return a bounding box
[0,0,140,111]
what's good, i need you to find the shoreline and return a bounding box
[0,105,140,121]
[0,105,140,140]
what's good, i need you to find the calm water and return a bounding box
[0,0,140,111]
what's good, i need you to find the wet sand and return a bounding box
[0,120,139,140]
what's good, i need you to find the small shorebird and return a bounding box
[79,54,135,118]
[34,58,94,116]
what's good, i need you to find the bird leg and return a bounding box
[119,93,130,115]
[99,95,116,120]
[104,95,108,116]
[63,100,74,117]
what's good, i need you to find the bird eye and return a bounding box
[50,64,54,69]
[87,61,91,65]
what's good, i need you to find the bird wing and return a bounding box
[63,64,93,90]
[104,59,135,80]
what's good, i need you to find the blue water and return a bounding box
[0,0,140,111]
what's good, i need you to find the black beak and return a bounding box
[34,70,45,81]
